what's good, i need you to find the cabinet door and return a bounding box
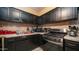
[37,17,42,25]
[33,17,38,25]
[40,16,44,24]
[64,39,79,51]
[45,13,51,24]
[29,35,47,46]
[50,8,61,22]
[55,8,61,21]
[42,15,46,24]
[9,7,20,22]
[28,14,32,24]
[0,7,9,21]
[42,13,50,24]
[32,15,37,24]
[21,11,31,23]
[61,7,77,20]
[5,38,16,51]
[50,9,56,22]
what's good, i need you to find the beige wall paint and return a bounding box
[42,21,71,30]
[0,21,33,33]
[42,19,78,33]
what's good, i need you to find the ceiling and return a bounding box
[15,7,56,16]
[29,7,45,12]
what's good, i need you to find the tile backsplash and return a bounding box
[0,21,33,34]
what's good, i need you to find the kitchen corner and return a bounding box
[64,34,79,42]
[0,7,79,51]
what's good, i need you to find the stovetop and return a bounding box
[44,32,66,38]
[43,32,67,46]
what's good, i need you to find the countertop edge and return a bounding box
[0,32,47,38]
[64,35,79,42]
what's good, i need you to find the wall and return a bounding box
[42,19,78,30]
[0,12,79,33]
[0,21,33,33]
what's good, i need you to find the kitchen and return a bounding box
[0,7,79,51]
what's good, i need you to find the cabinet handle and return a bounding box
[67,43,76,46]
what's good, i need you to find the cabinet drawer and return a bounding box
[0,7,9,20]
[64,39,79,50]
[65,39,79,45]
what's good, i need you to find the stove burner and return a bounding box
[43,32,66,46]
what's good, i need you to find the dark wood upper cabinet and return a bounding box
[37,17,43,25]
[0,7,9,21]
[0,7,37,24]
[50,8,57,22]
[0,7,23,22]
[41,12,51,24]
[21,11,30,23]
[9,7,21,22]
[50,7,77,22]
[41,8,61,24]
[38,7,78,25]
[45,13,51,24]
[0,7,78,25]
[31,15,37,24]
[28,14,33,24]
[40,16,45,24]
[61,7,77,20]
[21,11,36,24]
[50,8,56,22]
[55,8,61,21]
[34,17,39,25]
[41,15,45,24]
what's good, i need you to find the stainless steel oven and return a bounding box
[43,32,66,47]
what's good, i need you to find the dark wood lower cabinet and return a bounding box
[4,35,47,51]
[5,37,15,51]
[63,39,79,51]
[5,36,38,51]
[5,35,79,51]
[29,34,47,46]
[4,34,63,51]
[0,39,2,51]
